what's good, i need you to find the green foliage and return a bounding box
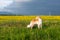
[0,19,60,40]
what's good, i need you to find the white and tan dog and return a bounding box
[27,16,42,29]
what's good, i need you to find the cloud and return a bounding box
[15,0,32,2]
[0,0,13,9]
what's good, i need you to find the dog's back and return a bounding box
[30,16,42,24]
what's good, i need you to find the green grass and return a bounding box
[0,20,60,40]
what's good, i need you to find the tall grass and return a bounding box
[0,16,60,40]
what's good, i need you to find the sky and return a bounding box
[0,0,13,9]
[0,0,31,9]
[0,0,60,15]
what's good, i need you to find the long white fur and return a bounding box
[27,16,42,29]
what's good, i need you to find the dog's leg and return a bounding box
[38,24,42,29]
[40,24,42,29]
[38,24,40,29]
[31,23,34,29]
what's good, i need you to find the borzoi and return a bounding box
[27,16,42,29]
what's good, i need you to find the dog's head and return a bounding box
[27,25,30,28]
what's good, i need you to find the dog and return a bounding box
[27,16,42,29]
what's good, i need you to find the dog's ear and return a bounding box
[38,16,41,18]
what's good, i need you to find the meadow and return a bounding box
[0,16,60,40]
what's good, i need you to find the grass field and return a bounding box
[0,16,60,40]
